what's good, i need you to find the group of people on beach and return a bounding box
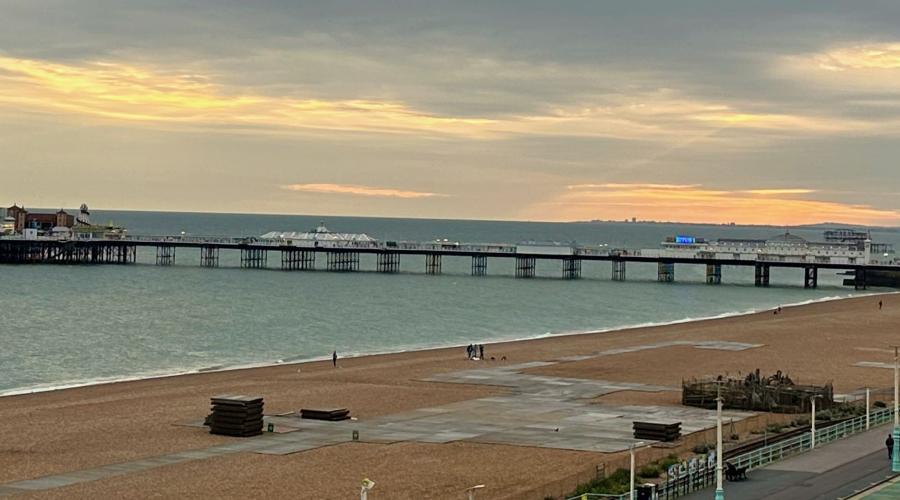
[466,344,484,360]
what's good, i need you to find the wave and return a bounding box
[1,290,894,398]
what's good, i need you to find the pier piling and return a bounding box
[803,266,818,289]
[281,248,315,271]
[200,246,219,268]
[562,258,581,279]
[156,245,175,266]
[327,251,359,271]
[754,263,770,287]
[240,248,267,269]
[657,262,675,282]
[425,254,441,275]
[377,252,400,273]
[471,255,487,276]
[706,264,722,285]
[611,260,626,281]
[515,256,536,278]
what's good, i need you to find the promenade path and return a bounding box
[684,426,896,500]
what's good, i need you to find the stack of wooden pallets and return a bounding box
[208,395,264,437]
[632,421,681,442]
[300,407,350,421]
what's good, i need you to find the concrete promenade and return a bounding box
[684,426,896,500]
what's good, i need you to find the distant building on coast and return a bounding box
[6,205,75,234]
[2,203,124,239]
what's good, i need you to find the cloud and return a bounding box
[776,42,900,97]
[568,183,701,190]
[741,189,817,195]
[0,55,872,144]
[281,183,446,199]
[522,183,900,225]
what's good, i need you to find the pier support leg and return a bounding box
[706,264,722,285]
[854,268,867,290]
[327,251,359,271]
[200,246,219,268]
[562,258,581,279]
[281,249,316,270]
[657,262,675,282]
[240,248,267,269]
[471,255,487,276]
[755,263,770,287]
[804,266,818,289]
[156,244,175,266]
[426,254,442,275]
[515,256,536,278]
[611,260,626,281]
[377,252,400,273]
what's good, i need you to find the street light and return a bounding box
[810,394,822,449]
[715,384,725,500]
[360,478,375,500]
[464,484,485,500]
[893,346,900,473]
[629,441,645,500]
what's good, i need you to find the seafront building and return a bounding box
[648,231,894,266]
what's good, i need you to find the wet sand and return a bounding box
[1,293,897,499]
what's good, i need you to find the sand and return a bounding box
[1,292,898,499]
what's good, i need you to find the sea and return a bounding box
[2,211,898,396]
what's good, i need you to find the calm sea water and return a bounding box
[2,212,897,395]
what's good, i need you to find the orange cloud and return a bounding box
[0,55,870,142]
[282,183,446,199]
[523,183,900,225]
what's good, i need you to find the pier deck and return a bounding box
[0,235,896,289]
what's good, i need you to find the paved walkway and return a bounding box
[684,426,896,500]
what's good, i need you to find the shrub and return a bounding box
[658,454,681,470]
[639,465,661,478]
[692,443,711,454]
[569,468,631,496]
[766,423,784,434]
[815,410,833,421]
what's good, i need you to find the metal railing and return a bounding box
[566,408,894,500]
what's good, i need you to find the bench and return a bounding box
[725,462,748,481]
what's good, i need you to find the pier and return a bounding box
[1,234,897,290]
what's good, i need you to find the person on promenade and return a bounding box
[887,434,894,460]
[332,350,338,368]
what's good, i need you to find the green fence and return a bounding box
[566,408,894,500]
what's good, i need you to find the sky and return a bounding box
[1,1,900,225]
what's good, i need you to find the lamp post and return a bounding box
[715,385,724,500]
[360,478,375,500]
[465,484,485,500]
[810,395,819,449]
[629,442,645,500]
[866,387,870,430]
[893,346,900,473]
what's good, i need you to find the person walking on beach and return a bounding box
[479,344,484,359]
[332,350,338,368]
[887,434,894,460]
[879,300,883,310]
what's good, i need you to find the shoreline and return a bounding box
[2,289,888,399]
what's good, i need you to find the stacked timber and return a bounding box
[633,421,681,442]
[300,408,350,421]
[208,395,264,437]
